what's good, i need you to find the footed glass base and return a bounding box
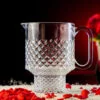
[34,75,66,93]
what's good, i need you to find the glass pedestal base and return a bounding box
[34,75,66,93]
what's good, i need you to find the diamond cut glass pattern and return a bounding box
[34,75,66,93]
[25,40,75,69]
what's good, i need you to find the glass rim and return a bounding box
[21,22,75,25]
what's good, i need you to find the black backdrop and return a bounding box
[1,0,100,85]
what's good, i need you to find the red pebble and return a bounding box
[66,83,71,89]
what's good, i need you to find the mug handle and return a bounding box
[75,27,93,70]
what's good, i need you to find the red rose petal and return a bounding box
[81,89,89,99]
[45,92,56,98]
[31,96,45,100]
[66,83,71,89]
[1,86,100,99]
[80,87,83,89]
[0,88,45,100]
[73,94,82,99]
[63,94,72,98]
[57,98,64,100]
[95,88,100,95]
[17,93,25,100]
[90,87,100,95]
[91,87,97,93]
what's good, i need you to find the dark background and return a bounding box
[1,0,100,85]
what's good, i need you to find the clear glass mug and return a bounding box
[21,22,93,93]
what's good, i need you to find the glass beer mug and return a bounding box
[21,22,93,93]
